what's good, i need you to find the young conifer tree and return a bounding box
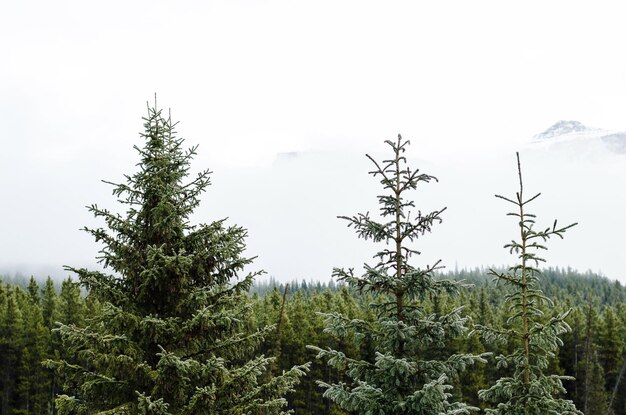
[309,135,486,414]
[475,153,581,414]
[48,102,307,414]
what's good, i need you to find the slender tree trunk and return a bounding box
[394,135,405,356]
[518,156,530,386]
[607,356,626,415]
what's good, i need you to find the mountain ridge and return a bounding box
[531,120,626,154]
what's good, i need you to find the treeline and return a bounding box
[0,276,91,415]
[2,269,625,414]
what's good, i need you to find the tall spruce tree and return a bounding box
[48,102,307,414]
[309,135,486,414]
[475,153,581,414]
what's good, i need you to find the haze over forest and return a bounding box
[2,119,625,283]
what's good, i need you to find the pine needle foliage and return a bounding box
[47,102,307,415]
[309,135,486,415]
[474,153,581,415]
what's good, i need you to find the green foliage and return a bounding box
[585,350,609,415]
[47,102,307,414]
[0,280,55,415]
[1,287,24,415]
[3,268,626,414]
[41,277,58,330]
[474,153,581,414]
[309,135,486,414]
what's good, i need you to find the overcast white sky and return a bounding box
[1,1,625,283]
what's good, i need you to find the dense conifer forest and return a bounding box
[2,270,626,414]
[1,103,625,414]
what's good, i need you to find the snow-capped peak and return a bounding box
[533,120,596,140]
[528,120,626,156]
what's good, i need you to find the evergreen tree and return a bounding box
[584,350,609,415]
[48,102,307,414]
[310,135,485,414]
[40,277,61,414]
[581,302,597,414]
[599,307,624,393]
[19,284,52,415]
[57,278,85,328]
[477,288,493,327]
[0,288,24,415]
[27,277,40,305]
[560,306,584,406]
[41,277,57,330]
[475,153,581,414]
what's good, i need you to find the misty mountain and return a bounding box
[531,120,626,155]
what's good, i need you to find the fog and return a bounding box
[3,131,622,284]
